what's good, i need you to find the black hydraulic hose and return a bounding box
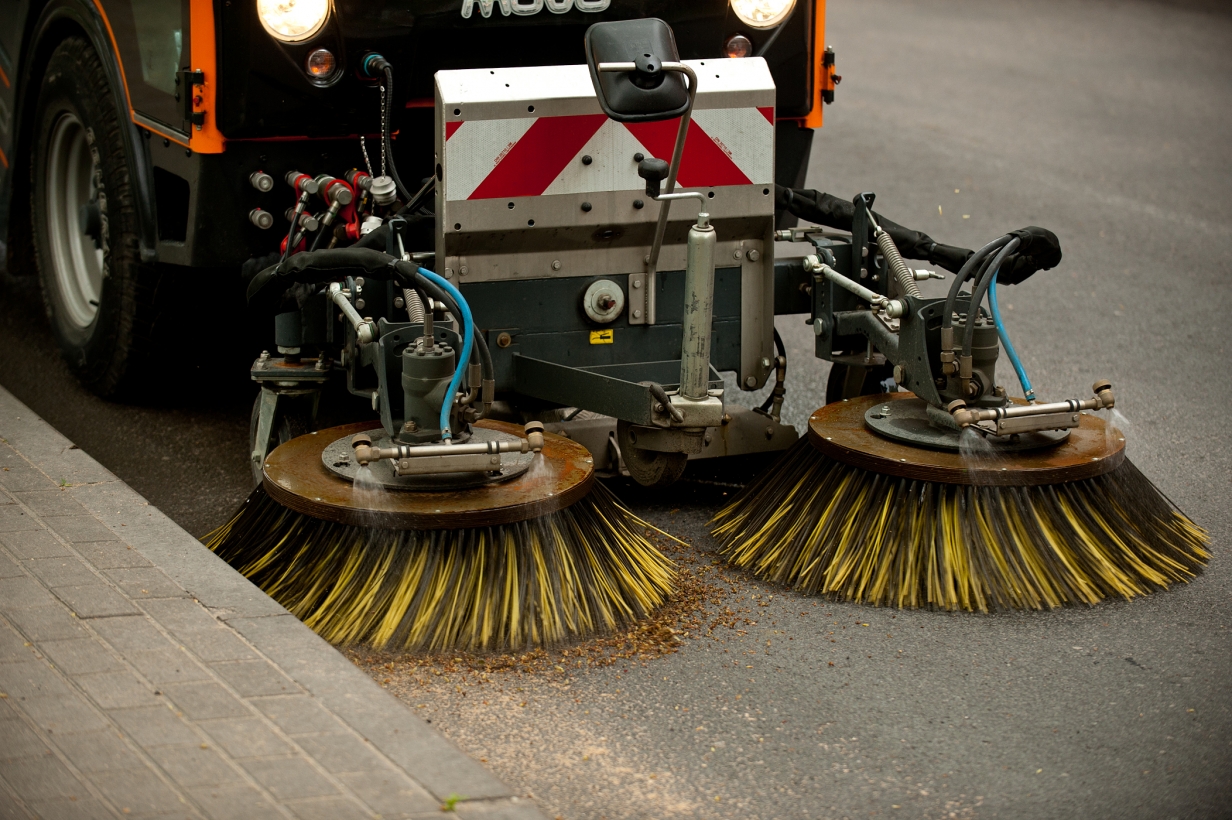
[382,66,413,202]
[776,186,975,275]
[471,321,494,382]
[758,327,787,413]
[248,247,399,315]
[248,248,493,382]
[398,176,435,216]
[308,221,328,253]
[961,237,1020,358]
[942,234,1013,331]
[279,206,299,263]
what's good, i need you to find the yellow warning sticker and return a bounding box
[589,329,614,345]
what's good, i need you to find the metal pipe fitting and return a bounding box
[328,283,377,345]
[949,381,1117,431]
[351,425,544,466]
[285,172,318,196]
[1092,379,1115,409]
[805,256,906,318]
[249,171,274,192]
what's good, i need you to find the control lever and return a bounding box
[637,158,669,199]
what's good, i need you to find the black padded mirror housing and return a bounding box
[585,19,690,123]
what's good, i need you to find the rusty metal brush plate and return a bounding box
[808,394,1126,486]
[263,420,595,529]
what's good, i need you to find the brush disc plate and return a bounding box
[262,420,594,528]
[809,393,1125,486]
[321,426,534,491]
[863,397,1069,452]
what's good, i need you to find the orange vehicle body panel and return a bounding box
[88,0,225,153]
[188,0,225,153]
[804,0,827,129]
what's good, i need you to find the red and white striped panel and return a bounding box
[437,60,776,204]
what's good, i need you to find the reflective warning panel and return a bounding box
[435,60,777,284]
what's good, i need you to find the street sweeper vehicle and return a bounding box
[207,14,1205,650]
[4,1,1206,652]
[0,0,829,401]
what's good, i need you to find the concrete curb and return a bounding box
[0,385,545,820]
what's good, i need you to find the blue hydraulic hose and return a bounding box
[987,270,1036,403]
[415,267,474,439]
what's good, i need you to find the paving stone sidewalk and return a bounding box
[0,387,545,820]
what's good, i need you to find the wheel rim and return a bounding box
[45,112,104,330]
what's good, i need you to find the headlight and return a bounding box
[257,0,330,43]
[730,0,796,29]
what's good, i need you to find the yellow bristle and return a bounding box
[204,482,677,651]
[711,438,1209,611]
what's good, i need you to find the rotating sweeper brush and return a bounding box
[713,195,1208,610]
[205,249,676,651]
[207,19,778,650]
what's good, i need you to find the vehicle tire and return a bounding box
[249,394,314,486]
[825,362,896,405]
[616,420,688,488]
[31,37,159,398]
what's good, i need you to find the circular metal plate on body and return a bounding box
[863,397,1069,452]
[321,426,534,491]
[582,279,625,323]
[809,394,1125,486]
[263,420,594,529]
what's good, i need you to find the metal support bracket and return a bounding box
[513,355,724,428]
[625,425,705,455]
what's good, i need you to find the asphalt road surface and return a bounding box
[2,1,1230,818]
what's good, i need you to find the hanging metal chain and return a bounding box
[378,83,388,178]
[359,136,374,178]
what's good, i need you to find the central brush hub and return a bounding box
[863,397,1068,453]
[321,426,533,491]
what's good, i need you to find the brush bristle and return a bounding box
[204,482,676,651]
[711,438,1209,611]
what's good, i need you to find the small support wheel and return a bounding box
[249,392,315,486]
[616,420,688,488]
